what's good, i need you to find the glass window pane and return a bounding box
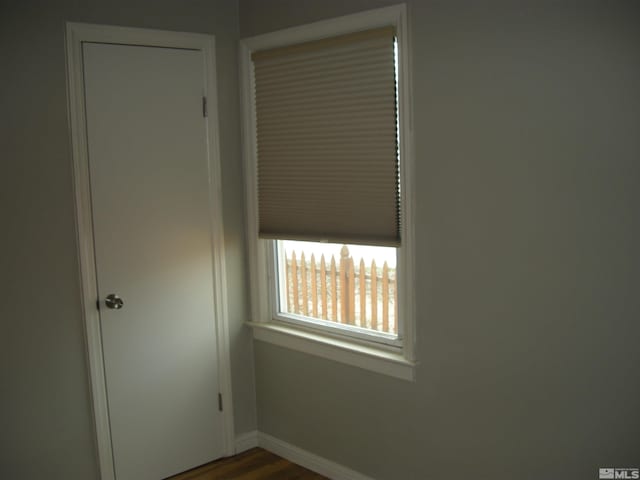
[276,240,398,336]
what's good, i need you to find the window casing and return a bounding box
[240,4,415,380]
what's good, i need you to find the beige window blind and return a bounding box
[252,27,400,246]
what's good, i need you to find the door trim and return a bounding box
[65,22,235,480]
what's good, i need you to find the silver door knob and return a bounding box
[105,294,124,310]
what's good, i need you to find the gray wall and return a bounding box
[240,1,640,479]
[0,1,255,479]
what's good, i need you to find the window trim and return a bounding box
[240,4,416,381]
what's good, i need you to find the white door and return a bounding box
[82,42,224,480]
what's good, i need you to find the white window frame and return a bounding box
[240,4,416,381]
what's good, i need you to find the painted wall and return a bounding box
[240,1,640,478]
[0,1,255,478]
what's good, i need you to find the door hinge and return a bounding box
[218,393,223,412]
[202,96,208,118]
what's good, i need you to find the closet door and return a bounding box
[83,42,224,480]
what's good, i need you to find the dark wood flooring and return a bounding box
[166,447,328,480]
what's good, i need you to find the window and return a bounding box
[241,5,415,380]
[276,240,399,343]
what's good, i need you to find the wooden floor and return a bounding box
[166,448,328,480]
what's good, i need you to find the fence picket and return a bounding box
[330,256,337,321]
[359,259,366,328]
[382,261,389,332]
[393,271,398,334]
[339,246,348,323]
[291,252,298,314]
[285,251,291,313]
[300,253,308,316]
[370,260,378,331]
[348,257,355,324]
[320,255,327,319]
[310,254,318,317]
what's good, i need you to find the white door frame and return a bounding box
[65,22,235,480]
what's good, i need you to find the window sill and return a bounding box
[247,321,416,381]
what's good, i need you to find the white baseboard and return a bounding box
[257,432,374,480]
[234,430,259,453]
[234,430,373,479]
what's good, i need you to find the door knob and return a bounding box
[105,294,124,310]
